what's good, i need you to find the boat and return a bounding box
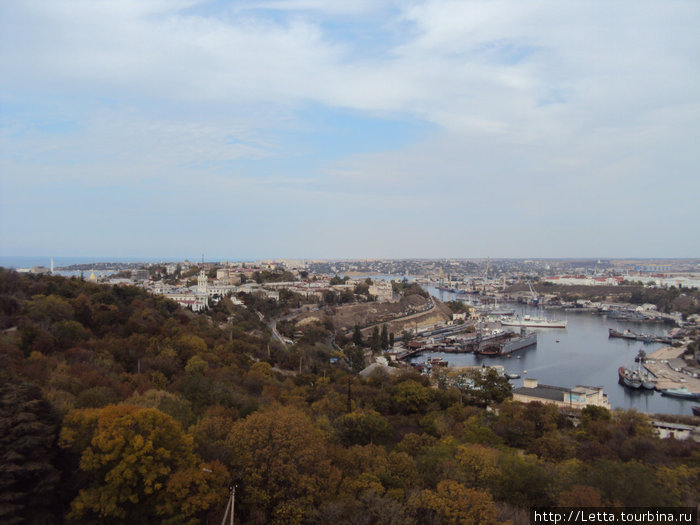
[473,330,537,356]
[609,328,637,340]
[618,366,642,389]
[501,331,537,353]
[608,328,670,344]
[660,387,700,400]
[634,350,656,390]
[640,373,657,390]
[605,310,647,321]
[426,357,448,367]
[479,306,516,316]
[505,373,520,379]
[501,315,567,328]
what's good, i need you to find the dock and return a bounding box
[642,346,700,395]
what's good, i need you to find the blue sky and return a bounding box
[1,0,699,260]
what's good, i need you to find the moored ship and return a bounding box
[501,315,567,328]
[660,387,700,400]
[608,328,671,344]
[474,330,537,356]
[618,365,642,389]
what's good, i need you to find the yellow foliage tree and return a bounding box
[226,404,338,524]
[455,443,499,488]
[413,480,502,525]
[60,404,228,523]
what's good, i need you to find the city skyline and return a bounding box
[1,1,699,259]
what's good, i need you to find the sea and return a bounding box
[0,256,185,277]
[0,256,179,269]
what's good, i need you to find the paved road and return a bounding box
[265,307,311,348]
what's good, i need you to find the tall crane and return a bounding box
[527,280,539,305]
[483,257,490,292]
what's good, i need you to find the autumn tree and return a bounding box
[59,404,228,523]
[455,442,499,489]
[391,379,435,414]
[226,405,337,524]
[412,479,502,525]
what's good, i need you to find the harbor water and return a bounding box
[416,287,695,416]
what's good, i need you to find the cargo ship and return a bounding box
[501,315,567,328]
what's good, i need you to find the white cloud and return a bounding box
[1,0,698,256]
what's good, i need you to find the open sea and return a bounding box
[0,256,178,269]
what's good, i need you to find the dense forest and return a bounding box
[1,269,698,524]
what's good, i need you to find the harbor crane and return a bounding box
[526,280,539,305]
[483,257,490,292]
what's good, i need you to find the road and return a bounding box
[357,296,440,336]
[262,306,315,348]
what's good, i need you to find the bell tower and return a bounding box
[197,255,208,295]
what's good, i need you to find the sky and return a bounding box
[1,0,699,260]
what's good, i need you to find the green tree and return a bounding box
[353,324,363,347]
[333,410,394,446]
[380,324,388,350]
[464,368,512,407]
[391,380,435,414]
[370,326,380,353]
[0,379,61,525]
[345,346,365,374]
[330,275,347,286]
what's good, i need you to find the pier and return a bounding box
[642,346,700,397]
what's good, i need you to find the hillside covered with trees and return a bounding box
[1,269,698,524]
